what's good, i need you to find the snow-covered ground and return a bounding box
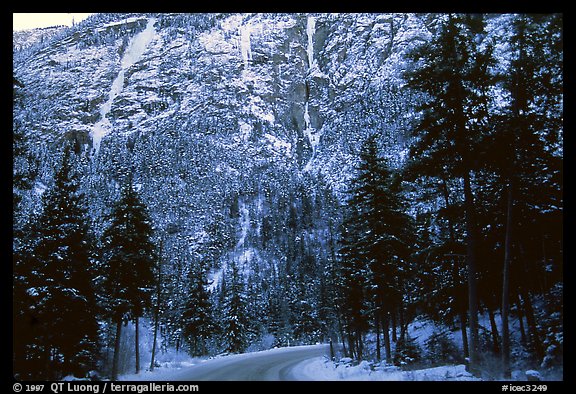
[118,356,201,382]
[295,357,480,381]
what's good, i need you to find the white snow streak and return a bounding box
[237,201,250,250]
[264,133,292,157]
[303,102,320,163]
[91,17,156,156]
[306,15,316,69]
[303,14,322,172]
[240,25,252,68]
[208,265,224,292]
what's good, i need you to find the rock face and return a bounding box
[14,13,425,174]
[13,12,431,297]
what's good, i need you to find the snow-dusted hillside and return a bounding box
[13,13,423,181]
[13,12,431,289]
[13,25,65,50]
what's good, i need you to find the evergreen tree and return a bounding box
[244,269,268,347]
[13,77,38,219]
[222,261,248,354]
[182,260,214,356]
[489,14,563,377]
[403,14,496,372]
[13,76,40,379]
[101,179,156,379]
[266,271,293,348]
[338,135,414,362]
[337,220,370,360]
[13,145,100,379]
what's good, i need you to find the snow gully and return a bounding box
[303,14,318,172]
[90,17,157,156]
[306,15,316,69]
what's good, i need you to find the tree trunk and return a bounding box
[447,15,480,371]
[488,307,501,355]
[356,330,363,360]
[391,310,397,343]
[463,170,480,372]
[399,305,406,342]
[502,181,514,377]
[382,312,392,364]
[150,239,164,372]
[375,309,381,361]
[519,288,543,360]
[451,254,469,359]
[330,339,335,361]
[336,312,348,358]
[150,307,160,371]
[111,318,122,381]
[460,309,469,359]
[516,291,527,345]
[134,317,140,374]
[517,243,544,360]
[345,324,355,359]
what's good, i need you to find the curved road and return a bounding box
[163,344,329,381]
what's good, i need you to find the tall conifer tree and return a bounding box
[101,179,156,379]
[14,145,100,379]
[338,135,414,362]
[403,14,495,372]
[222,261,248,354]
[182,261,214,356]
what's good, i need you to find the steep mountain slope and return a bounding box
[14,13,425,175]
[13,12,432,354]
[13,12,429,258]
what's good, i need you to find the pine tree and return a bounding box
[14,144,100,379]
[403,14,495,372]
[13,81,40,371]
[338,135,414,362]
[13,77,41,380]
[101,179,156,379]
[222,260,247,354]
[266,272,293,348]
[182,260,214,356]
[244,269,268,347]
[337,220,370,360]
[13,77,38,219]
[491,14,563,378]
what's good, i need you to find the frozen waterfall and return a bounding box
[91,17,157,156]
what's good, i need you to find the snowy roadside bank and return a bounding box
[293,357,480,381]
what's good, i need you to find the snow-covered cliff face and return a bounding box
[13,12,431,278]
[13,25,66,50]
[14,13,428,170]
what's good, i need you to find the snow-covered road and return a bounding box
[120,343,482,381]
[156,344,329,381]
